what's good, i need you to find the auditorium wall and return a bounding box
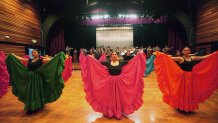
[0,0,41,55]
[196,0,218,53]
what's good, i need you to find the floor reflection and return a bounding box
[92,116,135,123]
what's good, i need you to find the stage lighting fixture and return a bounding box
[118,14,125,18]
[126,14,137,18]
[32,39,37,44]
[4,36,10,39]
[103,15,109,18]
[92,15,102,19]
[91,14,110,19]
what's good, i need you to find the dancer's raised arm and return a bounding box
[12,54,28,62]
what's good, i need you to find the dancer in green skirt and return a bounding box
[6,50,65,113]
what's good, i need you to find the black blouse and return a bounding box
[28,59,43,71]
[123,55,134,61]
[179,57,195,71]
[101,61,128,75]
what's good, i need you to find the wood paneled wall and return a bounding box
[196,0,218,44]
[0,44,25,56]
[0,0,41,55]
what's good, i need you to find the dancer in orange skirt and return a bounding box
[154,47,218,112]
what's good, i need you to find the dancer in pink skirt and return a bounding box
[0,51,9,98]
[80,51,146,119]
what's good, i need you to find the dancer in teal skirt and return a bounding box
[144,55,155,76]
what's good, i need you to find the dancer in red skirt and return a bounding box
[154,47,218,112]
[80,51,146,119]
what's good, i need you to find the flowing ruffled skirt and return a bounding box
[6,52,65,111]
[154,52,218,112]
[0,51,9,98]
[62,56,73,82]
[144,55,155,76]
[98,53,106,62]
[80,52,146,119]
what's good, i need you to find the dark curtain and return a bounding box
[47,25,65,56]
[65,25,96,50]
[168,28,187,51]
[133,24,168,48]
[167,17,188,52]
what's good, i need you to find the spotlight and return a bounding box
[103,15,109,18]
[91,15,102,19]
[91,14,110,19]
[5,36,10,38]
[32,39,37,44]
[118,14,125,18]
[126,14,137,18]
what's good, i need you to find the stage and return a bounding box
[0,71,218,123]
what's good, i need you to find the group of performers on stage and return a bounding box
[0,45,218,119]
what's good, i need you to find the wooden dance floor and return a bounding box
[0,71,218,123]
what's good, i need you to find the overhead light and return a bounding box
[118,14,125,18]
[91,15,102,19]
[118,14,137,18]
[92,15,110,19]
[91,14,138,19]
[32,39,37,44]
[103,15,109,18]
[126,14,137,18]
[5,36,10,38]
